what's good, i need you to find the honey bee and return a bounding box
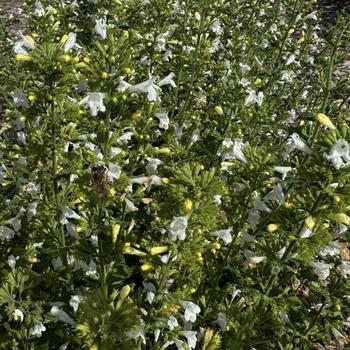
[91,164,109,194]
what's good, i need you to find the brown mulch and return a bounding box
[0,0,27,35]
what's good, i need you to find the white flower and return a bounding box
[30,322,46,338]
[128,318,146,345]
[13,309,24,322]
[155,111,169,130]
[324,139,350,170]
[34,2,45,16]
[210,20,223,35]
[310,261,333,280]
[129,78,160,102]
[212,228,233,245]
[117,78,132,92]
[239,63,251,74]
[222,139,248,164]
[338,261,350,278]
[213,195,222,205]
[244,89,263,107]
[108,163,121,181]
[94,17,107,39]
[52,256,64,271]
[299,227,312,239]
[304,11,317,20]
[8,255,19,270]
[216,312,227,331]
[248,209,260,230]
[128,74,176,102]
[286,133,312,154]
[69,295,83,312]
[154,329,160,342]
[285,54,296,66]
[158,73,176,87]
[243,250,265,267]
[143,281,156,304]
[125,199,138,213]
[231,286,241,300]
[167,315,179,330]
[13,89,30,108]
[50,306,76,326]
[253,198,271,213]
[180,301,201,323]
[79,93,106,116]
[180,331,197,349]
[274,166,292,180]
[319,242,340,257]
[146,158,163,175]
[6,217,21,231]
[60,207,81,224]
[264,184,285,205]
[168,216,188,241]
[64,32,76,52]
[0,226,15,240]
[14,32,35,55]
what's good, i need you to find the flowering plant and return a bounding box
[0,0,350,349]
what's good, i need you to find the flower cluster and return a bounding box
[0,0,350,349]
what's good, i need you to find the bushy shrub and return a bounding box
[0,0,350,349]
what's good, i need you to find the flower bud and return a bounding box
[59,54,71,62]
[101,71,108,79]
[156,147,171,155]
[184,198,193,211]
[150,246,168,255]
[330,213,350,225]
[315,113,336,130]
[140,263,153,272]
[120,285,131,300]
[71,56,79,64]
[112,224,120,243]
[220,161,235,167]
[122,245,147,256]
[16,54,32,61]
[60,34,69,44]
[122,67,132,75]
[162,178,170,184]
[215,106,224,115]
[304,216,316,230]
[131,112,142,120]
[13,309,24,322]
[267,223,279,233]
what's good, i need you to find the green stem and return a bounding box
[49,83,66,261]
[97,197,106,286]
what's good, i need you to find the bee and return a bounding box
[91,164,109,194]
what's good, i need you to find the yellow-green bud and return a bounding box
[184,198,193,211]
[140,263,153,272]
[60,34,68,44]
[122,245,147,256]
[220,161,235,167]
[330,213,350,225]
[16,54,31,61]
[120,285,131,300]
[315,113,336,130]
[112,224,120,243]
[131,112,142,120]
[267,223,279,233]
[215,106,224,116]
[150,246,168,255]
[305,216,316,230]
[156,147,171,155]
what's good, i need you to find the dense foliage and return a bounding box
[0,0,350,349]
